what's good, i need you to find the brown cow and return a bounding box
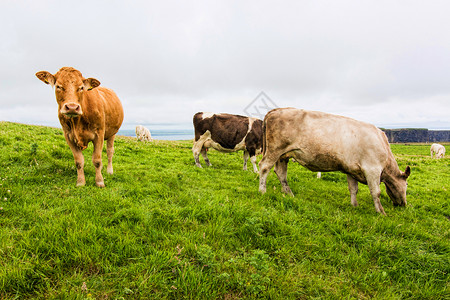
[259,108,411,215]
[192,112,263,172]
[36,67,124,187]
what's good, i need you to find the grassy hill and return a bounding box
[0,121,448,299]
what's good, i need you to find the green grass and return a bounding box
[0,121,449,299]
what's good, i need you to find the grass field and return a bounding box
[0,121,448,299]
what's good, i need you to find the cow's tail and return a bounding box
[262,109,275,156]
[262,117,267,156]
[262,108,283,156]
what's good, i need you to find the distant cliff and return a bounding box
[381,129,450,143]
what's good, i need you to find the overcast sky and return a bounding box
[1,0,449,130]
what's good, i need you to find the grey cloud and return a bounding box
[1,0,450,129]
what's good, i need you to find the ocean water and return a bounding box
[118,124,194,140]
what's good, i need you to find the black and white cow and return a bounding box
[192,112,263,172]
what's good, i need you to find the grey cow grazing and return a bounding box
[259,108,411,215]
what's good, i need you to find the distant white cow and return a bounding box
[135,125,153,142]
[430,143,445,159]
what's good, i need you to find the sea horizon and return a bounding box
[4,120,450,141]
[118,129,193,140]
[118,123,194,140]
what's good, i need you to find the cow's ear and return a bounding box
[84,78,101,91]
[36,71,55,86]
[403,166,411,179]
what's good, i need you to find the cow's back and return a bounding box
[265,108,390,173]
[87,87,124,139]
[193,112,250,150]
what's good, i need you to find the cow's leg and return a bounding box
[71,148,85,187]
[247,148,258,173]
[192,145,202,168]
[64,135,85,186]
[259,154,279,194]
[192,138,207,168]
[106,135,115,175]
[274,158,293,196]
[243,150,249,171]
[201,147,212,166]
[250,155,258,173]
[346,175,359,207]
[75,153,86,186]
[317,172,322,179]
[92,134,105,187]
[365,170,385,215]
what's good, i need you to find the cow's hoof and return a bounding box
[107,167,113,175]
[96,181,105,188]
[283,190,294,197]
[375,206,386,216]
[76,181,85,187]
[282,186,294,196]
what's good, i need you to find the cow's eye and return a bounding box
[55,85,64,91]
[78,86,84,92]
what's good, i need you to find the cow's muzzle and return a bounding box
[393,200,407,207]
[61,103,82,117]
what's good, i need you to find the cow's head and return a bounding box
[385,166,411,207]
[36,67,100,118]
